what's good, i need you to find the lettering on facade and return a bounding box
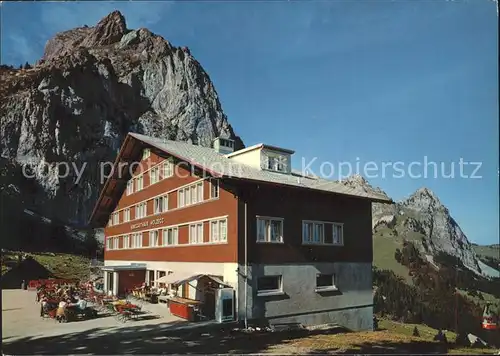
[130,217,164,230]
[131,221,149,230]
[151,217,164,226]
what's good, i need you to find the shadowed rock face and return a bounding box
[0,11,243,228]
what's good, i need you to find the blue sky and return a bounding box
[1,0,498,245]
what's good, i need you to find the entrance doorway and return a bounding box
[147,270,155,287]
[107,272,114,294]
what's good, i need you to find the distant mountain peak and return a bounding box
[344,174,368,185]
[414,187,438,199]
[341,174,390,199]
[403,187,444,210]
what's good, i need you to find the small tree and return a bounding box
[412,326,420,337]
[83,230,98,258]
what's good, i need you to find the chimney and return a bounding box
[213,137,235,154]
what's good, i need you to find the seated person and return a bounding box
[158,286,168,296]
[56,300,68,320]
[68,296,88,312]
[40,296,49,317]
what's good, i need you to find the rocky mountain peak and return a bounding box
[403,187,445,213]
[1,10,242,228]
[412,187,440,201]
[82,10,128,47]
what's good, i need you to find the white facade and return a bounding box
[104,260,239,300]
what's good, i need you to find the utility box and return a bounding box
[215,287,234,323]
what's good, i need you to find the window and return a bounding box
[135,202,147,219]
[150,166,160,185]
[112,237,119,250]
[154,196,168,214]
[179,189,185,208]
[136,175,144,191]
[313,223,324,243]
[210,179,219,199]
[142,148,150,160]
[162,161,173,179]
[106,237,113,250]
[210,219,227,243]
[265,154,287,172]
[190,185,196,204]
[123,235,130,249]
[127,180,134,195]
[124,208,130,222]
[150,230,159,247]
[316,274,337,291]
[163,227,178,246]
[276,156,287,172]
[186,187,191,205]
[256,217,283,243]
[257,276,282,296]
[219,138,234,148]
[302,221,324,244]
[132,233,142,248]
[112,212,119,225]
[303,221,343,245]
[189,223,203,244]
[108,218,113,227]
[267,156,276,170]
[332,224,343,245]
[178,182,204,208]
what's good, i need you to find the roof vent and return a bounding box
[213,137,235,154]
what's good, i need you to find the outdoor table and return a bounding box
[158,295,169,305]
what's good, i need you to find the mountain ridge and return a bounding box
[341,176,497,278]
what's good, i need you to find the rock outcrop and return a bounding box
[0,11,243,229]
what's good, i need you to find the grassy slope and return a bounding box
[473,244,500,260]
[1,251,91,281]
[269,318,498,354]
[372,211,428,284]
[373,217,500,310]
[373,232,413,284]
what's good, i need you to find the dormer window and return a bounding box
[220,139,233,148]
[266,154,287,173]
[213,137,235,154]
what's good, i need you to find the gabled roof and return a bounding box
[89,133,392,227]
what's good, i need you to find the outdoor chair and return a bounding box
[113,305,132,322]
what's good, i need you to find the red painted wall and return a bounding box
[104,152,239,263]
[118,269,146,294]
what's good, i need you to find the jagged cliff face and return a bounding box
[399,188,480,273]
[343,175,482,275]
[0,11,242,226]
